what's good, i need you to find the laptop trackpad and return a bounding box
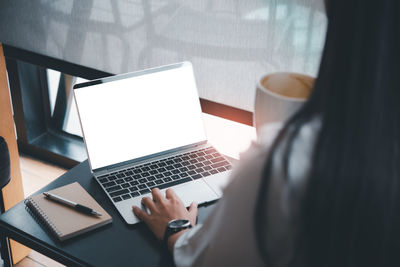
[168,179,219,206]
[203,171,232,197]
[118,179,219,225]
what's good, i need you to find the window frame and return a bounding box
[3,44,253,168]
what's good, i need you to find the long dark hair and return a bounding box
[255,0,400,266]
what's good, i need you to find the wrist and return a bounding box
[167,229,189,252]
[163,219,192,249]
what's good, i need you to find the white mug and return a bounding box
[254,72,314,133]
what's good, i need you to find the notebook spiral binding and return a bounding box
[24,197,63,238]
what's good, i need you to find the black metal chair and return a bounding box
[0,136,12,266]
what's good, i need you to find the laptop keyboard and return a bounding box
[96,147,232,203]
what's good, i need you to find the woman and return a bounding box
[133,0,400,266]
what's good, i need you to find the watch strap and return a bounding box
[163,220,192,246]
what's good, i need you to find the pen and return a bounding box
[43,192,102,217]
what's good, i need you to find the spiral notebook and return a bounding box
[25,182,112,241]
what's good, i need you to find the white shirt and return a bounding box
[173,119,320,267]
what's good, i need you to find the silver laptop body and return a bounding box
[73,62,232,224]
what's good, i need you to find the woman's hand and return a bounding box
[132,188,198,249]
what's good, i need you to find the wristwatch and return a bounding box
[163,219,192,245]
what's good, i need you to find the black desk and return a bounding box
[0,160,216,266]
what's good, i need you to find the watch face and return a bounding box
[169,219,191,229]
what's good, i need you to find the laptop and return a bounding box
[73,62,232,224]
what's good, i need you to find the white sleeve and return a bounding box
[173,223,210,267]
[173,123,283,267]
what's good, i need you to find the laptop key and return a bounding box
[226,165,232,170]
[155,177,192,190]
[190,159,197,164]
[205,155,213,160]
[172,169,180,174]
[182,156,190,160]
[174,163,182,168]
[130,181,139,186]
[155,180,163,185]
[188,170,196,175]
[110,189,129,197]
[197,156,206,162]
[164,171,172,177]
[133,169,142,174]
[192,174,202,180]
[197,152,205,156]
[139,178,147,184]
[188,165,196,170]
[211,157,225,163]
[124,177,133,182]
[122,194,131,200]
[131,192,140,198]
[218,167,226,172]
[142,172,150,177]
[195,163,204,168]
[158,167,167,173]
[122,183,130,189]
[166,165,174,170]
[150,164,158,170]
[171,175,180,180]
[129,186,138,192]
[108,175,117,181]
[133,174,141,179]
[202,172,211,177]
[204,166,212,171]
[164,177,172,182]
[210,169,218,175]
[99,177,108,183]
[138,184,147,189]
[212,152,221,158]
[113,196,122,203]
[179,167,188,172]
[166,160,174,165]
[116,173,125,178]
[147,176,156,181]
[142,167,150,171]
[149,170,158,175]
[106,185,122,193]
[147,181,155,187]
[140,189,151,195]
[102,181,116,188]
[156,174,164,179]
[126,171,134,175]
[182,161,190,166]
[179,173,188,178]
[211,161,229,169]
[116,179,124,184]
[195,168,204,173]
[158,162,167,167]
[205,148,216,154]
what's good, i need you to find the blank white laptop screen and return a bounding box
[74,63,207,171]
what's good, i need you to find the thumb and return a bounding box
[189,202,198,215]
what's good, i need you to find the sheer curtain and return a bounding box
[0,0,327,112]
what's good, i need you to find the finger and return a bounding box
[165,188,178,200]
[151,188,165,203]
[141,197,157,212]
[132,206,149,221]
[188,202,198,215]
